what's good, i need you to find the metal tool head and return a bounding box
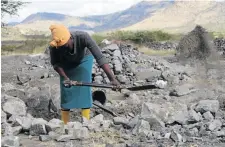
[92,90,107,105]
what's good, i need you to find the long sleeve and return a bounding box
[82,32,108,66]
[49,46,61,69]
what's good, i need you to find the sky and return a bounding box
[3,0,224,23]
[3,0,145,23]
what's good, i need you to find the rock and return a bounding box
[12,126,22,135]
[127,115,139,129]
[113,117,129,126]
[114,63,123,74]
[195,100,219,114]
[72,127,89,140]
[92,114,104,123]
[39,135,52,142]
[188,109,201,123]
[170,131,183,143]
[103,44,119,51]
[68,121,82,129]
[132,120,150,135]
[114,50,122,57]
[1,136,20,147]
[2,123,13,136]
[8,115,33,131]
[5,88,26,99]
[2,97,27,117]
[155,80,167,89]
[137,68,161,81]
[45,119,63,134]
[203,111,214,120]
[2,110,7,123]
[17,74,31,84]
[56,135,73,142]
[117,75,128,84]
[41,72,49,79]
[208,119,222,131]
[167,104,189,125]
[214,129,225,137]
[30,118,48,136]
[94,76,103,84]
[169,84,197,97]
[127,93,141,105]
[48,131,59,140]
[101,120,112,130]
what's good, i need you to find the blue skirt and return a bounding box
[60,55,94,109]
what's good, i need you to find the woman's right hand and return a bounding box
[63,78,71,88]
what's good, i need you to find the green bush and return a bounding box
[107,30,173,44]
[91,34,107,45]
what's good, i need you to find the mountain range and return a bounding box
[6,0,225,36]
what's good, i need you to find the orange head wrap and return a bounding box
[49,24,71,48]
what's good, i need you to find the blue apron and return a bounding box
[60,55,94,109]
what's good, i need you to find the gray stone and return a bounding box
[169,84,197,97]
[45,120,63,134]
[94,76,103,84]
[2,123,13,136]
[126,93,141,105]
[72,127,89,140]
[56,134,73,142]
[155,80,167,89]
[170,131,183,143]
[39,135,52,142]
[208,119,222,131]
[113,117,129,126]
[1,136,20,147]
[117,75,128,84]
[132,120,150,135]
[17,74,31,84]
[68,121,82,129]
[5,88,26,99]
[188,127,199,136]
[188,109,201,123]
[92,114,104,123]
[2,97,27,117]
[30,118,48,136]
[127,115,139,129]
[2,110,7,123]
[214,129,225,137]
[114,63,123,74]
[203,111,214,120]
[114,50,122,57]
[103,44,119,51]
[195,100,219,113]
[12,126,22,136]
[48,131,59,140]
[168,105,189,125]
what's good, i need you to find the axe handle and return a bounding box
[64,80,117,89]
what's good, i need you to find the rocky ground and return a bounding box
[1,36,225,147]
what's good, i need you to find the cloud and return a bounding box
[3,0,142,23]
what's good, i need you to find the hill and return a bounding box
[122,0,225,34]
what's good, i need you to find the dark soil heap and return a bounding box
[176,25,215,61]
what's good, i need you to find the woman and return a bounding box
[48,24,120,124]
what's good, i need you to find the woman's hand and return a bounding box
[110,78,121,90]
[63,78,71,88]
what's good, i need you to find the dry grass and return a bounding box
[138,46,176,56]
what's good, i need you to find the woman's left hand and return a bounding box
[111,78,120,90]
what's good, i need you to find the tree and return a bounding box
[1,0,30,27]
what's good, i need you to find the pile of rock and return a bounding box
[176,25,215,60]
[214,38,225,52]
[145,41,178,50]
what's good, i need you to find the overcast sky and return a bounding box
[3,0,146,23]
[4,0,223,23]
